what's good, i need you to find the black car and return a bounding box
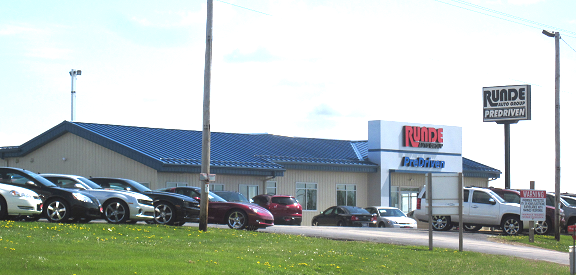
[311,206,376,227]
[0,167,102,223]
[90,177,200,226]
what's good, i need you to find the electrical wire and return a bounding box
[433,0,576,39]
[215,0,272,16]
[562,38,576,55]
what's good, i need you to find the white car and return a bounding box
[365,206,418,228]
[41,174,154,224]
[0,182,43,219]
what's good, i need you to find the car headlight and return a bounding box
[73,192,93,203]
[10,190,34,198]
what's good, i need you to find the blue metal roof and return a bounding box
[0,121,499,178]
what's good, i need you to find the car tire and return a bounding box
[227,209,248,230]
[104,200,130,224]
[312,220,319,226]
[154,202,176,225]
[431,216,452,231]
[535,218,553,235]
[463,224,482,231]
[0,196,7,220]
[45,198,71,223]
[378,222,386,228]
[501,216,522,235]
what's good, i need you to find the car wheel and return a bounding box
[501,216,522,235]
[154,202,176,225]
[45,199,71,223]
[463,224,482,231]
[312,220,319,226]
[104,200,130,224]
[431,216,451,231]
[337,220,345,226]
[227,209,248,230]
[0,196,7,220]
[535,219,552,235]
[378,222,386,228]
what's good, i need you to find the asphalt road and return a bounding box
[198,223,571,266]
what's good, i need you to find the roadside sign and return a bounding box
[519,190,546,222]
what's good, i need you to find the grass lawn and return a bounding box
[0,220,569,274]
[497,233,575,252]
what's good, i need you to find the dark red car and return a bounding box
[252,194,303,225]
[489,187,565,235]
[157,186,274,230]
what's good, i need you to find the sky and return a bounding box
[1,0,575,193]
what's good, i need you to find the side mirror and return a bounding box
[74,183,86,190]
[26,181,37,187]
[125,187,131,191]
[489,198,496,205]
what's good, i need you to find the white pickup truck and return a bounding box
[413,186,526,235]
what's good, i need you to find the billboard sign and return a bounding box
[483,85,531,122]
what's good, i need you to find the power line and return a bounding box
[215,0,272,16]
[562,38,576,55]
[433,0,576,39]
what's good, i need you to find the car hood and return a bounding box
[92,189,152,200]
[382,216,416,224]
[143,190,199,203]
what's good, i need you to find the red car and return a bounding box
[252,194,303,225]
[489,187,565,235]
[157,187,274,230]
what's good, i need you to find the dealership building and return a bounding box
[0,120,500,225]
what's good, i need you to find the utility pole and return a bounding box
[199,0,213,232]
[69,69,81,121]
[542,29,561,241]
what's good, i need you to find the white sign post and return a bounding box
[520,190,546,222]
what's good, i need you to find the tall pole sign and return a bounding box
[483,85,531,189]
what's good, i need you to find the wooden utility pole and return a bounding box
[199,0,213,232]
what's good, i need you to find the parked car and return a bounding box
[41,174,155,224]
[547,193,576,231]
[0,167,102,223]
[414,186,527,235]
[0,182,43,220]
[89,177,200,226]
[252,194,302,225]
[364,206,417,228]
[214,191,251,203]
[489,187,564,235]
[311,206,376,227]
[157,186,274,230]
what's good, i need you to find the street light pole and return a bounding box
[199,0,213,232]
[542,29,561,241]
[69,69,81,122]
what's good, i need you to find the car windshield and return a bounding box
[208,191,227,202]
[271,197,298,205]
[562,196,576,206]
[123,179,151,192]
[378,208,406,217]
[342,206,371,215]
[78,177,106,189]
[215,192,249,203]
[25,172,57,187]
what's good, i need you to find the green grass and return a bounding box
[497,233,575,252]
[0,220,569,274]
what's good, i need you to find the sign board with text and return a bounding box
[519,190,546,222]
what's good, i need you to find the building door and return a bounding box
[239,184,259,201]
[399,187,419,213]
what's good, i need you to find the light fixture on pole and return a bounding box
[542,29,561,241]
[69,69,81,122]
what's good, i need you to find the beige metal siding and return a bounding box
[3,133,158,183]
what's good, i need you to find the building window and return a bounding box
[210,184,224,191]
[390,186,399,208]
[336,184,356,206]
[239,184,259,201]
[266,181,277,195]
[296,182,317,211]
[166,182,188,188]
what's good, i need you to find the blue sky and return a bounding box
[1,0,575,192]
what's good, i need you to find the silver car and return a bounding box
[0,182,43,219]
[41,174,154,224]
[365,206,417,228]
